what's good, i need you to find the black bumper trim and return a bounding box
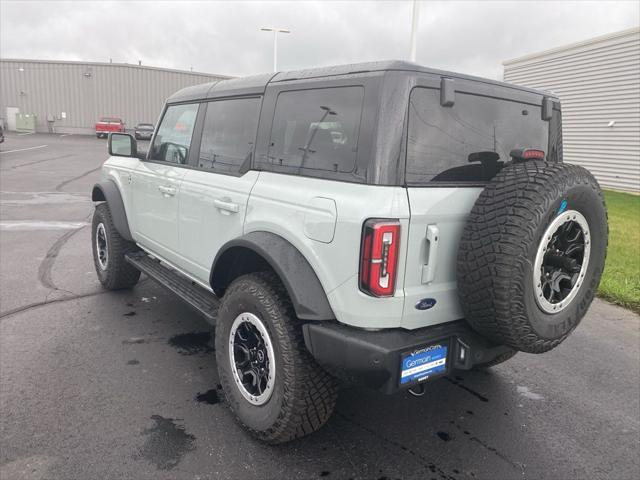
[302,320,513,394]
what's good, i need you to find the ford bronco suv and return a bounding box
[91,61,608,444]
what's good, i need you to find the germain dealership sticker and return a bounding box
[415,298,437,310]
[400,343,448,384]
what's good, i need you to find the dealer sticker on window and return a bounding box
[400,343,448,385]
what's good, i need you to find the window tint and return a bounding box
[198,97,261,174]
[406,88,551,184]
[150,103,199,164]
[267,86,364,174]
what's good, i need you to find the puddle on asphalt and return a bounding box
[195,389,220,405]
[127,359,140,365]
[168,332,214,355]
[436,431,452,442]
[136,415,195,470]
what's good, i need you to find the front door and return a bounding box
[132,102,199,265]
[175,97,262,284]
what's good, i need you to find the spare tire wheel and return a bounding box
[457,161,608,353]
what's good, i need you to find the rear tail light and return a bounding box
[359,219,401,297]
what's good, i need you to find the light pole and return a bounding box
[409,0,420,62]
[260,27,290,72]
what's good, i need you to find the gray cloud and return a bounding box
[1,0,638,79]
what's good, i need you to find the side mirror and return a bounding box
[159,142,188,164]
[108,133,137,157]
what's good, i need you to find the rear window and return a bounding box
[406,88,560,185]
[266,86,364,176]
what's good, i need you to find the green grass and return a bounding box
[598,190,640,313]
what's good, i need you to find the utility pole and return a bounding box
[260,27,290,72]
[409,0,421,62]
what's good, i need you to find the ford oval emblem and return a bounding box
[415,298,437,310]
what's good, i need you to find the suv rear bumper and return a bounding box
[302,320,513,394]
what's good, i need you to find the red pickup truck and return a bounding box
[95,117,125,138]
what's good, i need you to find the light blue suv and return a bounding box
[91,61,608,443]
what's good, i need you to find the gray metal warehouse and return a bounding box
[503,27,640,193]
[0,59,230,135]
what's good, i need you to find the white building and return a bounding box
[0,59,229,135]
[503,27,640,193]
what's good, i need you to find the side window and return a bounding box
[149,103,199,164]
[198,97,261,174]
[267,86,364,175]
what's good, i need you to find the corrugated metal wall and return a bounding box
[0,59,229,134]
[504,27,640,193]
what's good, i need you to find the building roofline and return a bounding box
[503,26,640,66]
[0,57,233,78]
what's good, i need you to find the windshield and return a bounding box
[406,88,562,185]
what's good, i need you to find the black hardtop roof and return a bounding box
[166,60,555,104]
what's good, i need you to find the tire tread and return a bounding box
[92,203,140,290]
[217,272,338,444]
[457,161,607,353]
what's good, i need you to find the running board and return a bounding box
[125,251,219,324]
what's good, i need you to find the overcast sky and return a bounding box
[1,0,638,79]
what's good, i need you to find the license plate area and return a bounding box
[399,341,449,387]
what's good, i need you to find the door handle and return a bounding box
[421,224,439,284]
[157,185,176,197]
[214,198,239,214]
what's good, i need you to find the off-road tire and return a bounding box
[475,350,517,369]
[457,161,607,354]
[91,203,140,290]
[215,272,338,444]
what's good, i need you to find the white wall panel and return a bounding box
[0,59,230,134]
[504,28,640,192]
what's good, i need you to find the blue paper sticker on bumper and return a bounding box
[400,344,448,385]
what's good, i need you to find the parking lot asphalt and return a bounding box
[1,132,639,480]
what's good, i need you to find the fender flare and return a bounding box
[91,179,133,241]
[211,232,335,321]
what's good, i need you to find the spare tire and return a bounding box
[457,161,608,353]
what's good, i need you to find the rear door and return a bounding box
[175,97,262,284]
[402,84,553,329]
[131,102,199,265]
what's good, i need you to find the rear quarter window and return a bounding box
[266,86,364,179]
[406,88,551,185]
